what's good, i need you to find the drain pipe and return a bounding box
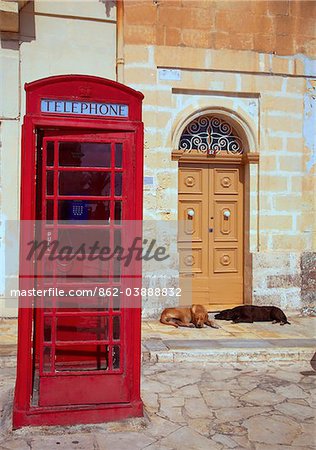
[116,0,124,83]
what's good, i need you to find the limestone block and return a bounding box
[260,215,293,231]
[125,45,150,65]
[0,47,19,118]
[0,1,18,32]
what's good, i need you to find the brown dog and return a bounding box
[160,304,219,328]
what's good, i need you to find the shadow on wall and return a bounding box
[99,0,116,18]
[1,0,117,49]
[1,1,35,49]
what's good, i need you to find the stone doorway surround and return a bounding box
[172,107,259,308]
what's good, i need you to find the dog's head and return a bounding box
[214,309,234,320]
[191,305,208,328]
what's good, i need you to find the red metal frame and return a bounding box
[13,75,144,428]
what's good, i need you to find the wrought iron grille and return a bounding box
[179,116,243,155]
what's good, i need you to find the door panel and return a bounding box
[179,163,244,306]
[213,247,238,273]
[178,165,209,302]
[178,199,203,242]
[179,248,203,273]
[214,168,239,195]
[178,168,204,194]
[214,201,238,241]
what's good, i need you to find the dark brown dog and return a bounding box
[160,304,219,328]
[214,305,290,325]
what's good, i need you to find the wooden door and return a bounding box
[178,163,244,308]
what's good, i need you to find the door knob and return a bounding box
[223,210,231,219]
[187,209,195,219]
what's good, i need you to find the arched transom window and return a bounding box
[179,115,243,155]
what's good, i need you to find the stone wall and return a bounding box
[252,252,301,311]
[252,251,315,315]
[301,252,316,314]
[0,0,117,316]
[124,0,316,57]
[124,41,315,316]
[124,44,315,253]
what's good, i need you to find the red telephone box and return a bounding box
[13,75,144,427]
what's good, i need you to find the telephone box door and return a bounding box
[35,132,135,407]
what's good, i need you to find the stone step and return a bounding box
[143,338,316,363]
[3,340,315,367]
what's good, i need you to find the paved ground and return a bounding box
[0,360,315,449]
[0,317,315,448]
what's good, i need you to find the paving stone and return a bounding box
[254,444,311,450]
[201,389,241,409]
[200,377,241,391]
[142,364,165,376]
[155,368,202,388]
[186,418,213,437]
[240,388,285,406]
[231,434,253,449]
[142,391,159,413]
[30,433,96,450]
[244,414,301,445]
[158,397,186,424]
[158,396,184,408]
[275,401,315,420]
[291,422,316,447]
[143,444,173,450]
[95,431,155,450]
[184,397,212,419]
[141,379,171,394]
[157,406,186,425]
[144,414,180,439]
[208,369,240,381]
[300,376,316,385]
[173,384,201,398]
[214,406,272,422]
[213,433,239,448]
[273,369,303,383]
[290,398,309,406]
[0,438,30,449]
[159,426,222,450]
[213,423,247,436]
[274,383,309,398]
